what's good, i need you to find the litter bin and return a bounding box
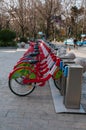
[64,64,83,109]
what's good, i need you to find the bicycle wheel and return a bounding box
[54,79,61,91]
[9,78,36,96]
[53,68,62,91]
[8,67,36,96]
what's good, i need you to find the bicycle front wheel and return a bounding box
[9,78,36,96]
[8,67,36,96]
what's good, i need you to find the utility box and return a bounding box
[64,64,83,109]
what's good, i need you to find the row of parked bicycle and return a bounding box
[8,40,62,96]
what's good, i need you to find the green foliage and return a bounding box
[0,29,16,42]
[0,29,16,47]
[0,41,17,47]
[19,37,28,43]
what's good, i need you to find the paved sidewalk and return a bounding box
[0,48,86,130]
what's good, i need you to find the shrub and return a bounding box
[0,29,16,47]
[19,37,28,43]
[0,29,16,42]
[0,41,17,47]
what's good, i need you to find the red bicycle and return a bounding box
[8,40,62,96]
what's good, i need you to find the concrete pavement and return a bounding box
[0,47,86,130]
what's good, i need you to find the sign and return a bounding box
[81,34,86,37]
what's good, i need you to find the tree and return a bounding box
[5,0,40,38]
[1,0,85,41]
[70,6,84,38]
[36,0,61,39]
[8,0,28,37]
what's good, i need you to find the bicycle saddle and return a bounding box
[28,59,39,64]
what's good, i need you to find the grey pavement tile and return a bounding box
[0,117,48,130]
[48,119,74,128]
[58,128,86,130]
[73,122,86,129]
[23,112,41,119]
[6,110,25,118]
[0,117,31,128]
[0,110,8,117]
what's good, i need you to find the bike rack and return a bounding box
[54,58,83,109]
[64,64,83,109]
[59,59,75,96]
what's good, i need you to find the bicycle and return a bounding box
[8,40,62,96]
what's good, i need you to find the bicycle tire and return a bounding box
[8,67,36,96]
[53,79,61,91]
[9,78,36,96]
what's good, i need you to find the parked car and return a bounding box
[64,38,83,46]
[76,41,83,46]
[80,34,86,45]
[82,40,86,45]
[64,38,75,45]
